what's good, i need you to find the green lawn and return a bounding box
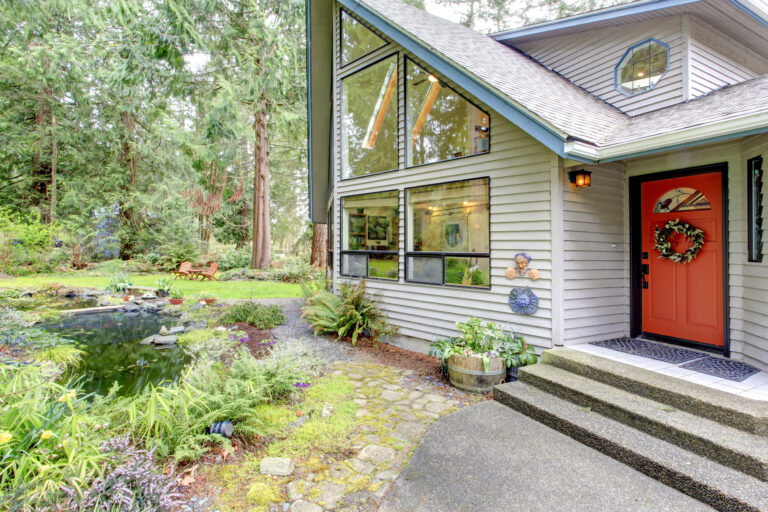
[0,273,303,300]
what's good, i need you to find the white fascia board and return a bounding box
[564,111,768,162]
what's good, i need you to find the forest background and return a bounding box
[0,0,626,274]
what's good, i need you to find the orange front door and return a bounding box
[640,171,724,347]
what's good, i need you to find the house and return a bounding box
[306,0,768,373]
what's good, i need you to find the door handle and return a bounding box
[641,263,649,289]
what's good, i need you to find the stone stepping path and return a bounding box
[279,360,459,511]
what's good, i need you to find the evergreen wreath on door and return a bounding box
[654,218,705,264]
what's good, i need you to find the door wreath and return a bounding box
[654,218,705,264]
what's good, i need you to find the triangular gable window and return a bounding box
[340,10,387,67]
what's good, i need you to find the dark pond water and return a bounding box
[43,312,190,396]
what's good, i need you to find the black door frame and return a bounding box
[629,162,730,357]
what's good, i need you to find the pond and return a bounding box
[42,311,190,397]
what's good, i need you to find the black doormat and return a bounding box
[680,356,761,382]
[590,338,706,364]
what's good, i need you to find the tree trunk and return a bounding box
[119,110,137,259]
[251,90,271,270]
[310,223,328,269]
[33,91,52,218]
[50,111,57,222]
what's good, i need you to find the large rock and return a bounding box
[169,326,185,335]
[358,444,395,464]
[153,335,178,345]
[139,335,157,345]
[122,303,140,312]
[260,457,295,476]
[291,501,322,512]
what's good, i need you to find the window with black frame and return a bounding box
[341,55,398,179]
[406,178,490,287]
[405,58,489,167]
[341,190,399,280]
[748,156,764,262]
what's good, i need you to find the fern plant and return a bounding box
[34,345,84,368]
[301,281,384,345]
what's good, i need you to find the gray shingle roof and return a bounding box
[355,0,768,151]
[600,74,768,146]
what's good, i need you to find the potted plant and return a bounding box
[168,288,185,305]
[429,317,537,393]
[198,291,217,305]
[156,278,173,298]
[107,273,132,297]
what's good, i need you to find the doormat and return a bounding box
[680,356,761,382]
[590,338,706,364]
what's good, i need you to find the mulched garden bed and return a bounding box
[229,322,274,358]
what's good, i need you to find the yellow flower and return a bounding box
[58,390,76,402]
[0,432,11,445]
[40,430,53,440]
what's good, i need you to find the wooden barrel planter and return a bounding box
[446,354,506,393]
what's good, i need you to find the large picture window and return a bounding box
[406,178,490,287]
[405,59,489,167]
[341,190,399,280]
[340,10,386,67]
[341,55,399,179]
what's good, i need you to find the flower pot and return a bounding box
[123,296,131,302]
[506,365,519,382]
[446,354,506,393]
[203,298,216,305]
[169,298,184,305]
[157,290,169,297]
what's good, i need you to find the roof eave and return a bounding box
[338,0,583,160]
[565,111,768,163]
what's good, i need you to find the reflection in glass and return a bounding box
[369,255,398,280]
[406,59,489,166]
[407,255,442,284]
[342,56,398,178]
[406,178,489,253]
[617,39,668,95]
[445,256,490,287]
[340,10,386,66]
[342,253,367,277]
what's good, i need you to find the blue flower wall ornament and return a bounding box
[509,286,539,315]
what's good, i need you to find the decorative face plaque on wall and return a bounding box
[506,252,540,280]
[509,286,539,315]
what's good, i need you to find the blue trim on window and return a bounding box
[493,0,700,42]
[613,38,670,98]
[336,0,578,161]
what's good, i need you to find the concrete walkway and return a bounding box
[379,401,712,512]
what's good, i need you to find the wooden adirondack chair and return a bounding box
[172,262,192,279]
[194,262,219,281]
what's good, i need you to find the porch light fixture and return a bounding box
[568,169,592,188]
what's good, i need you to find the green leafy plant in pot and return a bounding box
[429,317,537,393]
[197,291,216,305]
[168,288,185,305]
[155,278,173,297]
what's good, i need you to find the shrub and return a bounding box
[219,246,251,271]
[156,243,200,271]
[219,302,285,329]
[106,273,132,293]
[301,281,388,345]
[219,267,255,281]
[62,435,182,512]
[0,208,61,275]
[34,345,84,368]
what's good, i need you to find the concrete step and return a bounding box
[541,348,768,436]
[494,382,768,512]
[518,363,768,481]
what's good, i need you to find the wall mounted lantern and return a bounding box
[568,169,592,188]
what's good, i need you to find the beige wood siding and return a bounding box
[561,163,630,345]
[688,17,764,98]
[330,7,556,351]
[625,138,768,372]
[516,17,685,116]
